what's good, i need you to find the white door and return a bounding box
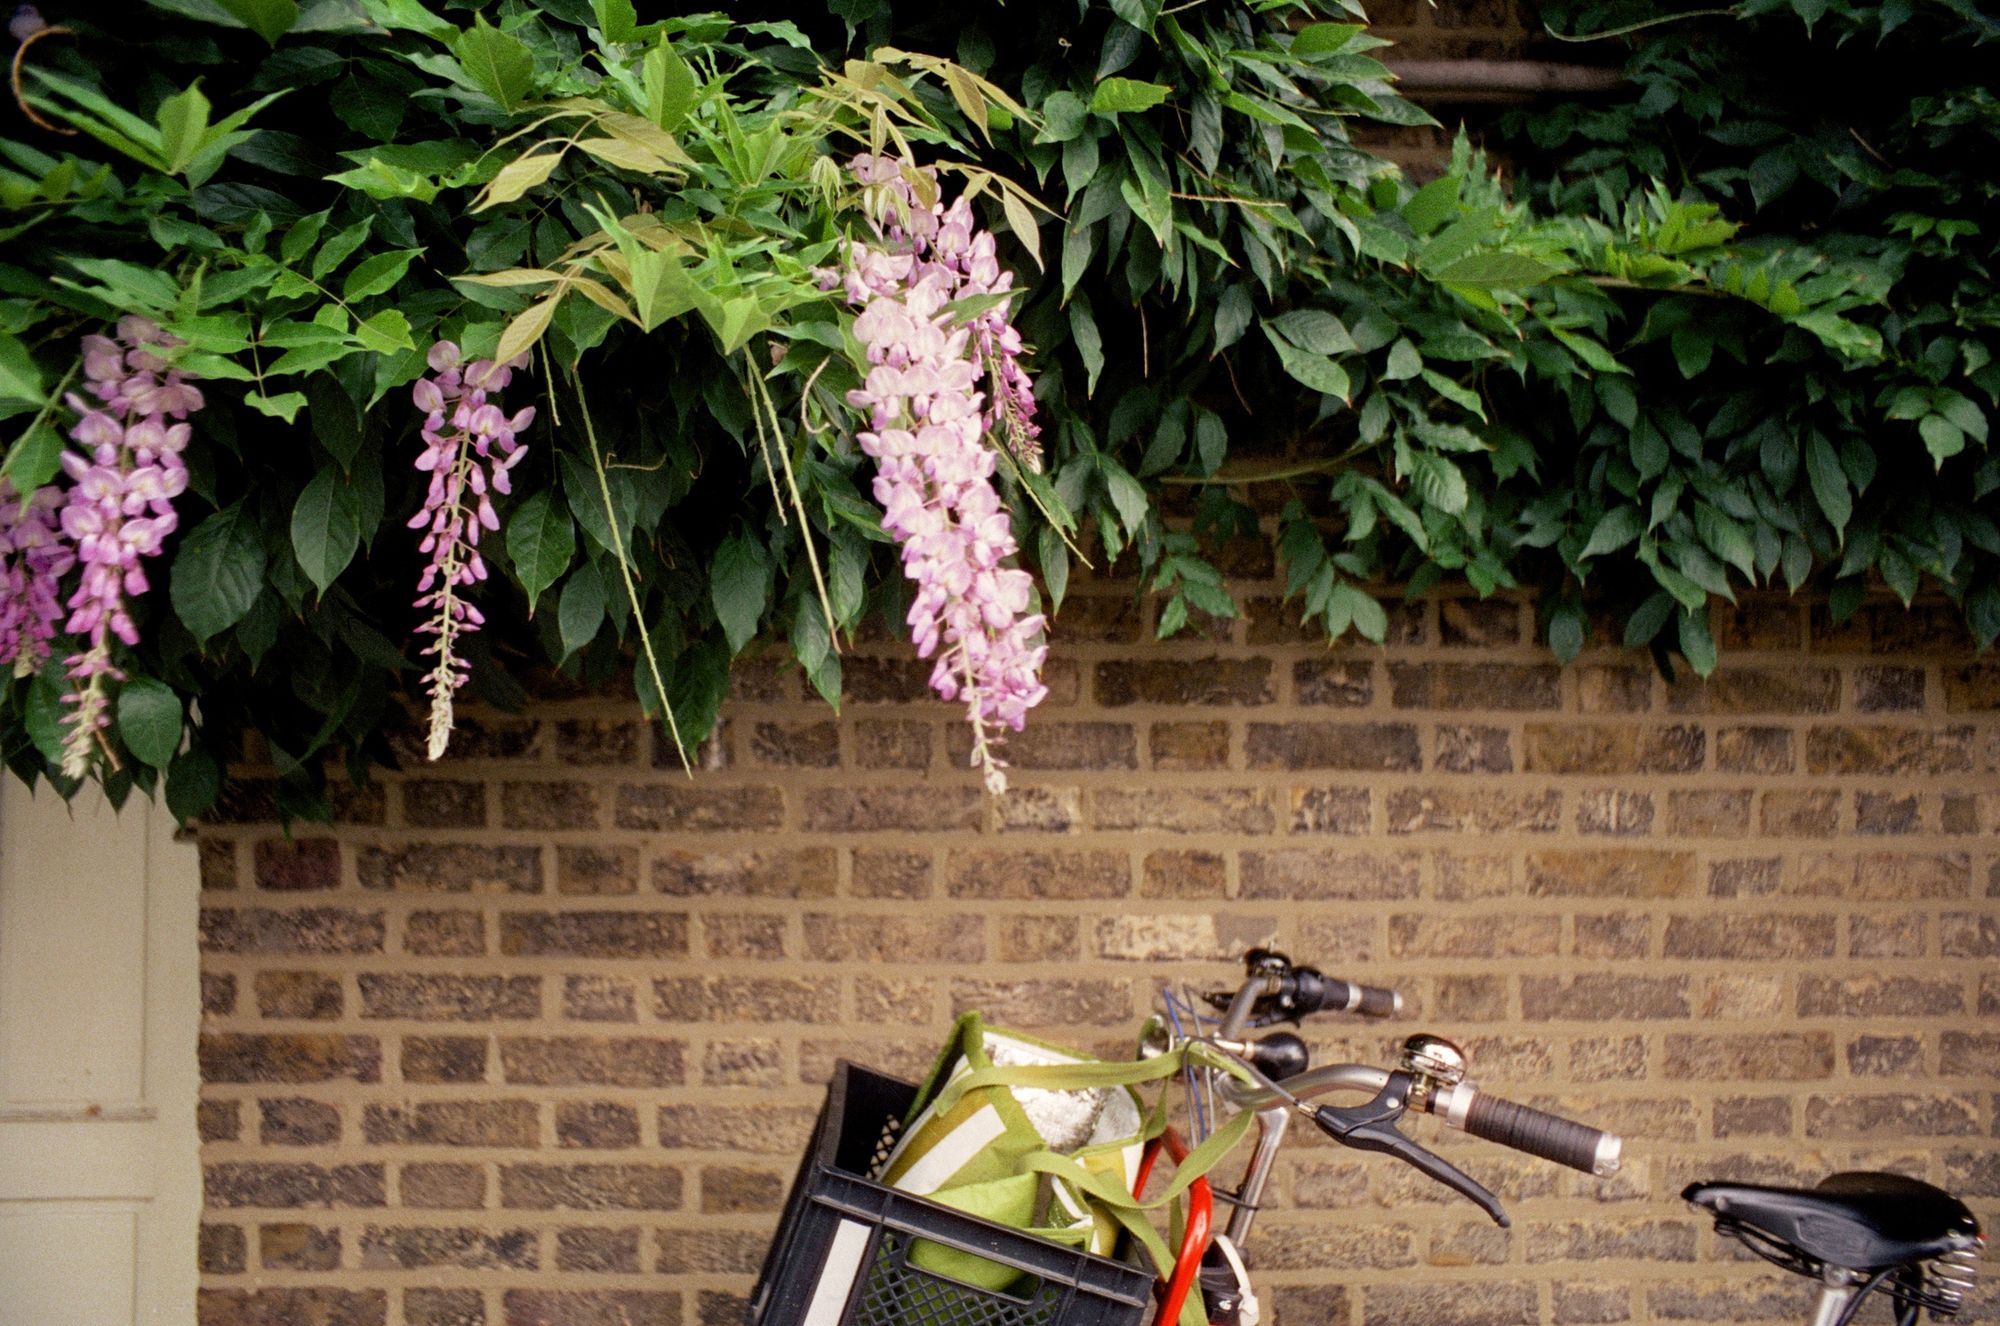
[0,778,199,1326]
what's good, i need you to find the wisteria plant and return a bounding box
[0,0,1992,819]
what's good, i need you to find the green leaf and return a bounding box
[290,469,361,594]
[1383,338,1422,382]
[1919,414,1966,468]
[505,490,574,614]
[3,422,64,492]
[1401,173,1460,236]
[1292,22,1362,56]
[1695,502,1757,581]
[116,678,182,770]
[709,531,769,656]
[1070,297,1104,396]
[0,334,46,406]
[1623,591,1675,647]
[1429,250,1562,288]
[1262,325,1350,401]
[642,35,699,130]
[165,746,221,822]
[216,0,299,43]
[1805,433,1852,536]
[342,248,422,302]
[452,14,535,112]
[1101,459,1151,538]
[311,217,373,280]
[591,0,639,42]
[1265,309,1354,357]
[1678,609,1718,676]
[1580,505,1644,560]
[1090,78,1173,114]
[558,561,607,658]
[154,83,212,178]
[246,391,309,422]
[1547,601,1586,663]
[171,504,267,644]
[477,149,563,209]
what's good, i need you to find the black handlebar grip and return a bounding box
[1292,970,1402,1018]
[1461,1093,1622,1176]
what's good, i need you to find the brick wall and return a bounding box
[190,578,2000,1326]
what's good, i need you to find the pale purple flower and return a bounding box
[0,480,74,677]
[57,319,197,776]
[832,158,1050,793]
[407,340,534,760]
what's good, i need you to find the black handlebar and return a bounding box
[1453,1090,1622,1176]
[1289,968,1402,1020]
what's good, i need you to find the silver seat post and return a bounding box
[1807,1273,1861,1326]
[1223,1105,1291,1247]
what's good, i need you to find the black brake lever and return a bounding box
[1307,1072,1511,1228]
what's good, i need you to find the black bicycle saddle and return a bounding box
[1683,1172,1983,1272]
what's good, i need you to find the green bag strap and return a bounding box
[1020,1106,1255,1217]
[926,1050,1192,1117]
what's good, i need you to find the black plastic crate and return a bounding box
[747,1061,1156,1326]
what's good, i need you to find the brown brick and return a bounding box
[360,1225,535,1270]
[1388,787,1560,834]
[1574,914,1651,960]
[1667,667,1840,714]
[704,913,786,959]
[656,1229,767,1275]
[1142,849,1226,898]
[402,1036,488,1084]
[613,785,784,832]
[363,1100,537,1148]
[201,907,385,955]
[653,847,835,898]
[499,911,685,959]
[201,1033,381,1084]
[992,785,1079,833]
[1665,790,1751,837]
[253,838,341,891]
[500,1290,677,1326]
[200,1223,246,1274]
[563,975,636,1022]
[1708,857,1784,898]
[1799,977,1964,1017]
[1434,724,1512,773]
[1715,725,1795,774]
[1525,850,1695,899]
[1520,975,1690,1021]
[198,1289,384,1326]
[1943,1031,2000,1077]
[702,1039,782,1087]
[1521,724,1704,774]
[398,912,485,961]
[401,1163,486,1209]
[556,1226,640,1272]
[1295,659,1373,706]
[992,914,1077,961]
[1091,787,1275,833]
[1148,721,1229,770]
[1266,1287,1354,1326]
[357,844,543,893]
[1716,602,1802,650]
[802,913,985,964]
[1855,666,1925,712]
[259,1097,341,1146]
[1941,912,2000,957]
[946,848,1129,899]
[254,970,342,1020]
[1576,789,1653,836]
[1714,1096,1791,1138]
[852,719,931,769]
[1289,786,1371,834]
[1805,1094,1982,1137]
[848,848,930,899]
[199,838,238,890]
[1943,664,2000,711]
[1246,721,1421,770]
[556,1101,640,1149]
[500,1164,682,1211]
[1662,1033,1834,1080]
[198,1100,241,1142]
[202,971,237,1015]
[1807,724,1976,775]
[1645,1278,1802,1322]
[1760,789,1841,835]
[1570,1036,1647,1083]
[700,1165,783,1214]
[500,1037,685,1086]
[1364,1284,1537,1326]
[1391,662,1561,710]
[1229,1222,1417,1272]
[657,1103,814,1154]
[1390,914,1559,959]
[1440,598,1521,646]
[553,845,637,895]
[1435,975,1508,1021]
[1091,914,1221,961]
[204,1162,386,1208]
[1664,914,1836,960]
[839,656,934,702]
[1576,665,1652,714]
[402,780,488,828]
[855,973,943,1022]
[1799,852,1972,899]
[948,979,1131,1027]
[1523,1219,1699,1263]
[1850,1035,1925,1076]
[1095,657,1273,706]
[1240,849,1421,900]
[799,786,983,831]
[359,975,540,1021]
[406,1290,484,1326]
[1851,912,1926,958]
[1554,1281,1633,1324]
[655,976,840,1025]
[949,720,1138,770]
[1434,853,1515,900]
[747,720,839,768]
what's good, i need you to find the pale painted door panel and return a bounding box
[0,780,198,1326]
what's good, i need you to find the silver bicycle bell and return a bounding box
[1399,1033,1468,1086]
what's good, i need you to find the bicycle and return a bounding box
[1682,1174,1984,1326]
[1137,947,1624,1326]
[750,947,1629,1326]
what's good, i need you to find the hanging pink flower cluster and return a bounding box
[841,155,1042,471]
[0,480,72,676]
[831,156,1049,793]
[408,341,533,761]
[57,316,199,775]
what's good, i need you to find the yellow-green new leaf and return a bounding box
[476,148,564,211]
[496,295,559,364]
